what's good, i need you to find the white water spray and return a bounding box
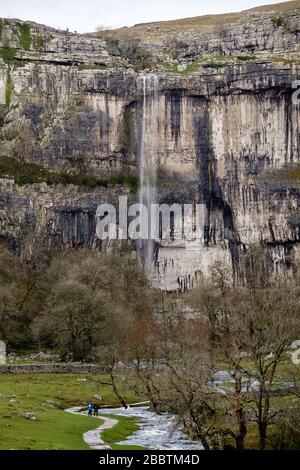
[138,74,159,267]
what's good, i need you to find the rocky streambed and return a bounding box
[98,406,203,450]
[67,404,203,450]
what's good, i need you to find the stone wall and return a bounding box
[0,364,107,373]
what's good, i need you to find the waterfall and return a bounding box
[138,74,159,268]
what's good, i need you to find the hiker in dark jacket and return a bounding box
[93,403,99,416]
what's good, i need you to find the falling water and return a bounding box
[138,74,159,268]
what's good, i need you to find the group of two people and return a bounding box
[87,401,99,416]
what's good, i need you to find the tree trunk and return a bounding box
[110,372,128,409]
[234,368,247,450]
[259,422,267,450]
[235,422,247,450]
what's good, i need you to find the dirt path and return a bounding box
[65,406,118,450]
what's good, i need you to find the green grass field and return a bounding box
[0,373,143,450]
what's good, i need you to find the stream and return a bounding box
[99,406,203,450]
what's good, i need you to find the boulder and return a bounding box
[24,412,37,421]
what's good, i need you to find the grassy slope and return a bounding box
[0,407,102,450]
[247,0,300,12]
[0,373,143,450]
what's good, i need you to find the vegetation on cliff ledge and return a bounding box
[0,41,16,63]
[0,19,3,41]
[17,23,32,50]
[0,40,25,67]
[4,68,13,106]
[0,156,138,191]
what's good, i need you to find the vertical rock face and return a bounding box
[0,178,129,255]
[0,5,300,289]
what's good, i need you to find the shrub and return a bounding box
[236,54,257,61]
[17,23,32,50]
[0,105,8,127]
[34,35,45,50]
[271,16,284,27]
[98,35,153,70]
[104,37,121,56]
[0,41,16,63]
[202,62,227,69]
[169,39,190,60]
[0,19,3,40]
[5,68,13,106]
[119,38,153,70]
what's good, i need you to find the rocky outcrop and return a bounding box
[0,18,126,67]
[98,2,300,60]
[0,5,300,290]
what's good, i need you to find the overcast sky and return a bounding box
[0,0,290,33]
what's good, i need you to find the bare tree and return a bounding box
[240,283,300,449]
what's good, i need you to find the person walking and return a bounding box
[87,401,93,417]
[93,403,99,417]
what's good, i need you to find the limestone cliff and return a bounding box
[0,2,300,290]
